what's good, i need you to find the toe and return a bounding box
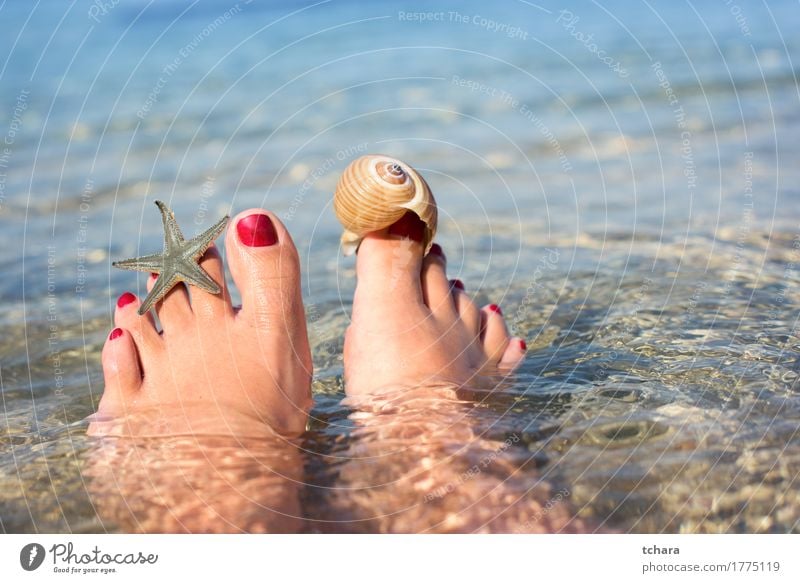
[189,244,233,321]
[453,289,482,335]
[480,303,510,363]
[147,273,192,332]
[499,337,527,371]
[115,292,161,349]
[353,211,427,324]
[421,244,457,317]
[98,327,143,414]
[226,210,303,330]
[225,209,313,432]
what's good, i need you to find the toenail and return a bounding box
[489,304,502,315]
[237,213,278,247]
[429,243,446,260]
[451,279,465,291]
[519,339,527,351]
[387,211,425,243]
[150,272,159,280]
[117,292,136,308]
[109,328,124,340]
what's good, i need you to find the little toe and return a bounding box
[98,327,143,414]
[480,303,511,362]
[189,244,233,321]
[114,292,161,349]
[147,273,192,331]
[499,337,527,371]
[421,243,457,317]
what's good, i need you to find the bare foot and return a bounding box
[326,212,593,533]
[91,209,312,438]
[344,211,527,397]
[87,209,311,532]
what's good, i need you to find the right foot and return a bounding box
[88,209,311,532]
[344,211,527,397]
[91,209,313,438]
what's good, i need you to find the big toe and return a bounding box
[226,210,303,331]
[224,209,312,427]
[353,211,427,321]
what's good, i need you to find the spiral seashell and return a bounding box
[333,155,437,255]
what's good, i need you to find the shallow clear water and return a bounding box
[1,0,799,532]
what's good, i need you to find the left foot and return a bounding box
[343,211,527,397]
[322,212,589,533]
[90,209,313,437]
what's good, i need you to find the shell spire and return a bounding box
[333,155,437,255]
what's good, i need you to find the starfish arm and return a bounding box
[155,200,185,250]
[138,272,179,315]
[185,214,230,260]
[112,253,164,273]
[113,201,231,316]
[179,261,220,294]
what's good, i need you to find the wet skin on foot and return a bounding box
[97,207,526,429]
[93,206,532,533]
[94,208,312,438]
[343,211,526,397]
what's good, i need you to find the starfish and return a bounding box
[113,200,230,315]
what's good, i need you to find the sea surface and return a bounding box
[1,0,799,532]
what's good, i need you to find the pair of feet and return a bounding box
[92,209,527,437]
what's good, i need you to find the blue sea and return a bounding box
[1,0,799,532]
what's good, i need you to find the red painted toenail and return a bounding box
[451,279,465,290]
[117,292,136,308]
[237,213,278,247]
[429,243,445,260]
[109,328,124,340]
[150,272,159,280]
[387,211,425,243]
[489,304,502,315]
[519,339,527,351]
